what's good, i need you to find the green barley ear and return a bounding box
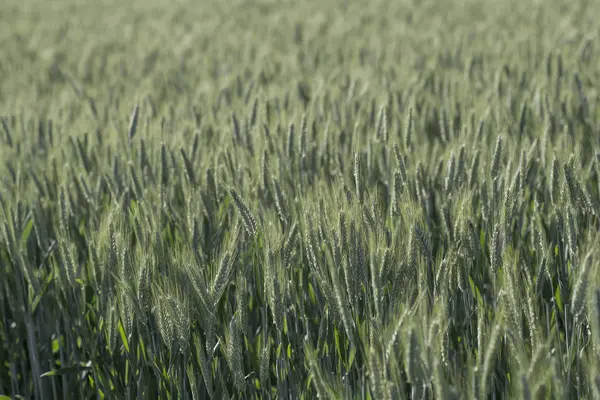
[368,346,388,400]
[227,313,245,392]
[591,289,600,357]
[155,293,174,350]
[571,250,593,324]
[186,362,198,400]
[518,100,527,137]
[490,223,502,274]
[574,72,589,119]
[550,157,560,204]
[229,188,257,236]
[480,180,490,221]
[299,112,307,159]
[180,148,196,186]
[565,205,577,256]
[354,151,362,203]
[260,340,271,392]
[404,106,413,149]
[172,292,191,354]
[212,250,236,306]
[490,135,502,181]
[480,323,502,398]
[58,187,70,235]
[456,144,466,188]
[305,342,335,399]
[236,274,248,337]
[405,327,424,388]
[264,247,284,332]
[468,149,480,189]
[393,142,408,183]
[137,259,152,314]
[193,334,214,397]
[287,122,295,159]
[376,105,388,142]
[272,176,288,230]
[445,151,456,195]
[127,104,139,144]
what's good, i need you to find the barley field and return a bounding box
[1,0,600,398]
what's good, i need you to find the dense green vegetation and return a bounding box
[2,0,600,398]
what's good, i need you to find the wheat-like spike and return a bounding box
[261,151,270,191]
[408,228,418,275]
[193,334,214,397]
[105,298,118,353]
[305,343,333,399]
[467,219,480,259]
[371,250,382,319]
[414,224,432,263]
[160,142,169,187]
[180,148,196,186]
[229,188,257,236]
[58,187,70,235]
[405,327,422,385]
[480,324,502,398]
[393,143,408,184]
[503,184,515,248]
[392,169,403,215]
[442,203,453,243]
[490,223,502,274]
[1,117,13,147]
[574,72,589,119]
[468,149,480,189]
[137,261,151,314]
[231,112,241,143]
[186,362,199,400]
[228,313,245,392]
[299,112,307,158]
[566,205,577,256]
[236,275,248,338]
[490,135,502,181]
[525,289,539,351]
[272,176,288,229]
[591,289,600,357]
[369,347,387,400]
[211,251,235,305]
[518,101,527,137]
[550,156,560,204]
[571,250,592,323]
[404,106,413,148]
[127,104,139,143]
[526,342,550,382]
[155,294,175,349]
[283,222,298,269]
[330,253,356,346]
[287,122,295,159]
[172,293,190,353]
[346,220,359,306]
[265,248,284,332]
[480,180,490,221]
[376,105,388,142]
[354,151,362,203]
[563,160,578,205]
[260,340,271,392]
[456,144,466,187]
[249,97,259,128]
[379,247,391,291]
[445,151,456,195]
[61,239,77,286]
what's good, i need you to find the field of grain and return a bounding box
[1,0,600,398]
